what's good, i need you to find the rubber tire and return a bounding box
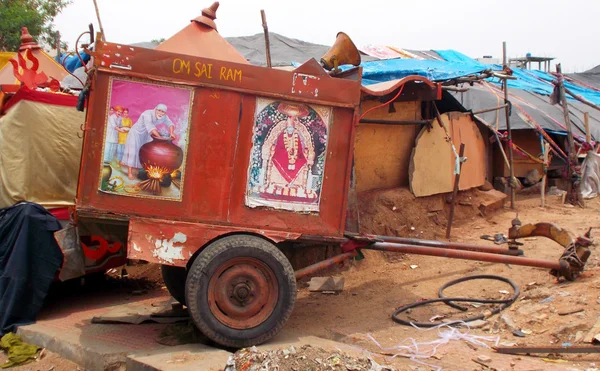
[185,235,296,348]
[161,265,188,306]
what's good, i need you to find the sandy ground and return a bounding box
[5,188,600,370]
[0,349,79,371]
[284,191,600,370]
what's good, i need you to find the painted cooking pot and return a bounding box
[139,137,184,173]
[101,162,112,183]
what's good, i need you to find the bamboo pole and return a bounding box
[92,0,106,41]
[260,10,272,68]
[565,87,600,112]
[446,143,466,239]
[541,142,550,207]
[556,63,578,205]
[503,42,516,209]
[585,112,591,144]
[474,115,511,170]
[472,104,508,115]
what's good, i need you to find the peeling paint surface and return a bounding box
[133,243,141,252]
[152,232,187,264]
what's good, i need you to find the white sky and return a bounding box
[54,0,598,73]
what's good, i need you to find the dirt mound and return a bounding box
[357,187,503,240]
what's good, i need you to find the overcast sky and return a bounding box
[54,0,598,73]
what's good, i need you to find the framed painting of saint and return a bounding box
[245,98,332,212]
[98,77,193,201]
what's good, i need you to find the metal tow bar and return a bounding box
[342,217,594,281]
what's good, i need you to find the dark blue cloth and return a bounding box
[0,202,63,335]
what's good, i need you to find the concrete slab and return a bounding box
[125,330,357,371]
[17,287,174,370]
[126,344,232,371]
[17,282,354,371]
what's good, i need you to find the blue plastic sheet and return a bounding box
[293,48,600,105]
[55,52,90,73]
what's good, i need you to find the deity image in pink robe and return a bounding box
[246,100,331,212]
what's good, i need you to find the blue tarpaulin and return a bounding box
[55,52,90,73]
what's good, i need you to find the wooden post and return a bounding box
[56,31,61,62]
[503,42,516,209]
[556,63,578,204]
[585,112,591,144]
[446,143,466,240]
[92,0,106,41]
[541,143,550,207]
[260,10,272,68]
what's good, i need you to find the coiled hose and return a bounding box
[392,275,520,328]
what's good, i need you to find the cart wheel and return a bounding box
[185,235,296,348]
[161,265,188,306]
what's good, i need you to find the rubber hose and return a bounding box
[392,274,519,328]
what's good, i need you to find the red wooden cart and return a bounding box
[72,37,592,348]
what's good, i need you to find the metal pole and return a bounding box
[359,119,431,125]
[364,243,561,270]
[446,143,465,239]
[260,10,272,68]
[349,234,523,256]
[503,42,516,209]
[295,251,357,279]
[92,0,106,41]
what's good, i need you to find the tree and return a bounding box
[0,0,71,52]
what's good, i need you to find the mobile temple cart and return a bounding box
[71,36,593,348]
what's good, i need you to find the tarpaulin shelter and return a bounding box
[225,33,378,67]
[0,89,83,209]
[0,27,68,85]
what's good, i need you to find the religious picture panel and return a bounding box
[246,98,333,212]
[98,77,193,201]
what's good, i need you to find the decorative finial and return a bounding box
[193,2,220,30]
[19,27,41,52]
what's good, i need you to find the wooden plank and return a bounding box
[409,117,453,197]
[410,113,486,197]
[355,101,421,192]
[449,113,486,191]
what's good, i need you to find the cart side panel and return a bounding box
[77,74,243,222]
[127,217,301,267]
[76,43,362,241]
[186,88,241,221]
[228,95,355,235]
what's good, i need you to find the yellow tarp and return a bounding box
[0,99,84,208]
[0,52,16,71]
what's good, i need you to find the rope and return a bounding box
[359,84,405,121]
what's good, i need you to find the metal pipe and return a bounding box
[472,104,508,115]
[364,243,561,270]
[356,234,523,256]
[359,119,431,125]
[295,251,358,279]
[495,346,600,355]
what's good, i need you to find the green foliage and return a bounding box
[151,38,166,44]
[0,0,71,52]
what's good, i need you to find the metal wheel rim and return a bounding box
[207,257,279,330]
